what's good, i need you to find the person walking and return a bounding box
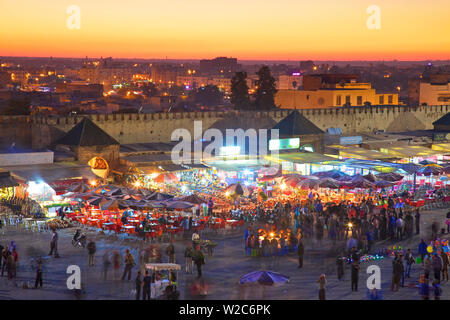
[415,209,420,235]
[184,243,194,274]
[424,255,432,280]
[337,252,345,281]
[121,249,135,281]
[113,251,121,280]
[1,247,10,277]
[419,274,430,300]
[86,240,96,267]
[166,240,175,264]
[48,229,60,258]
[135,271,142,300]
[351,261,359,291]
[318,274,327,300]
[297,238,304,268]
[102,251,111,281]
[34,257,43,289]
[193,245,205,278]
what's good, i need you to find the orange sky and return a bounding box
[1,0,449,60]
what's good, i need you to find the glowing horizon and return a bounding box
[1,0,449,61]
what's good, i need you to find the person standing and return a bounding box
[432,280,442,300]
[184,243,194,274]
[418,239,427,265]
[432,253,443,282]
[318,274,327,300]
[405,249,415,278]
[446,211,450,234]
[166,240,175,264]
[34,257,43,288]
[48,229,59,258]
[0,244,3,273]
[351,261,359,291]
[142,270,152,300]
[415,209,420,235]
[86,240,96,267]
[440,250,449,282]
[122,249,135,281]
[297,238,304,268]
[135,271,142,300]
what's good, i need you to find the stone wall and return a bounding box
[0,105,447,150]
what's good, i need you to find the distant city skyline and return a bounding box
[1,0,449,60]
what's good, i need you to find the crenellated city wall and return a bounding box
[0,105,448,149]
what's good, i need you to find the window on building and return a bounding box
[357,96,362,105]
[345,95,351,104]
[336,95,342,105]
[379,95,384,105]
[388,95,393,104]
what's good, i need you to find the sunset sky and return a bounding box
[1,0,449,60]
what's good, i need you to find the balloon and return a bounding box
[416,257,422,264]
[427,245,433,253]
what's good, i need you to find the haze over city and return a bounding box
[1,0,450,60]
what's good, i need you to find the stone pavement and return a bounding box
[0,207,448,300]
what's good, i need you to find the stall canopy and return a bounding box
[0,170,20,188]
[264,151,335,164]
[327,145,397,160]
[431,143,450,154]
[1,163,97,195]
[379,145,443,158]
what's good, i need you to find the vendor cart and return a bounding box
[145,263,181,299]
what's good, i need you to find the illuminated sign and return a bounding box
[219,146,241,156]
[269,138,300,151]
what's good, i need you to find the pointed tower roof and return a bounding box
[56,117,120,146]
[272,110,324,136]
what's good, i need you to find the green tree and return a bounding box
[231,71,250,110]
[1,98,31,115]
[254,66,277,110]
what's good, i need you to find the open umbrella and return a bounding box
[148,201,168,208]
[362,173,378,183]
[313,169,350,180]
[419,160,437,165]
[100,199,120,211]
[374,180,396,188]
[165,201,194,209]
[225,183,251,196]
[340,175,374,189]
[175,194,206,204]
[416,165,443,176]
[147,192,174,201]
[296,179,320,190]
[399,163,422,175]
[86,196,110,206]
[318,178,340,189]
[239,271,289,286]
[68,181,92,193]
[375,172,404,182]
